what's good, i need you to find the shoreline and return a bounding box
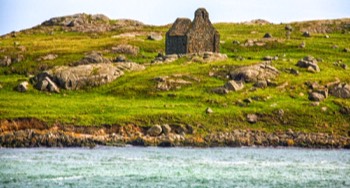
[1,118,349,149]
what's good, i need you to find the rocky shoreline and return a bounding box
[0,118,349,149]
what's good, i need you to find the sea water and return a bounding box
[0,147,349,187]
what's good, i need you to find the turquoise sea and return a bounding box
[0,147,349,187]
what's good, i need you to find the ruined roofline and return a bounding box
[167,18,192,36]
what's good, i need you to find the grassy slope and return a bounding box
[0,21,349,135]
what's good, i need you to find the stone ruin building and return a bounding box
[165,8,220,55]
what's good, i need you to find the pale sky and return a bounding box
[0,0,349,35]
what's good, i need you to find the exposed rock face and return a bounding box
[39,13,144,33]
[296,56,320,72]
[309,92,325,101]
[206,107,213,114]
[166,8,220,54]
[230,62,279,83]
[330,83,350,98]
[32,53,145,91]
[71,51,110,66]
[0,119,349,148]
[247,114,258,124]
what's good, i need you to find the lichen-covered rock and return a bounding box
[32,62,145,91]
[71,51,109,66]
[330,83,350,98]
[308,92,325,101]
[230,62,279,83]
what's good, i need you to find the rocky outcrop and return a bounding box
[0,118,349,149]
[32,53,145,91]
[330,83,350,98]
[230,62,279,83]
[38,13,144,33]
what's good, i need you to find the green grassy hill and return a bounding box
[1,16,350,136]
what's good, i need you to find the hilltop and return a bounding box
[0,14,349,148]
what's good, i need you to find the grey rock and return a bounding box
[161,124,172,135]
[343,48,350,53]
[263,33,272,38]
[308,92,325,101]
[224,80,244,91]
[302,31,311,37]
[263,56,273,61]
[33,61,145,91]
[254,80,268,88]
[230,62,279,83]
[115,55,126,62]
[330,83,350,98]
[233,40,240,45]
[247,114,258,124]
[17,81,29,92]
[290,68,299,75]
[147,33,163,41]
[147,125,163,137]
[206,107,213,114]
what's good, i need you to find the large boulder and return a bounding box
[230,62,279,83]
[147,33,163,41]
[147,125,162,136]
[32,62,145,91]
[330,83,350,98]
